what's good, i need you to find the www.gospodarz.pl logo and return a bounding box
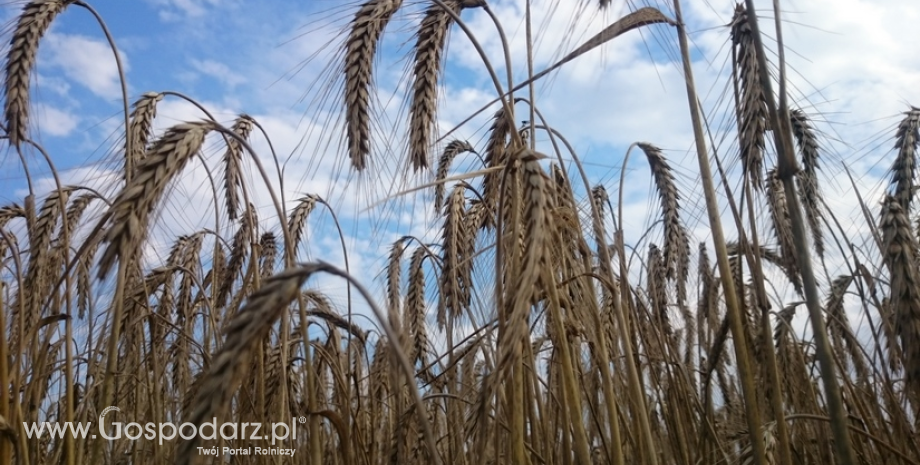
[24,406,306,447]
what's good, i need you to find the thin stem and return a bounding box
[741,2,857,463]
[671,1,767,463]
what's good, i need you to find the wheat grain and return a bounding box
[0,203,25,230]
[438,184,466,329]
[481,107,514,219]
[259,231,276,279]
[647,244,671,336]
[287,194,318,257]
[387,238,407,321]
[889,107,920,210]
[407,246,428,364]
[765,169,802,294]
[638,143,686,283]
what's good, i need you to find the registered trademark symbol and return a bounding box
[298,417,306,424]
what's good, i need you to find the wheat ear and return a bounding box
[175,265,317,465]
[98,122,211,278]
[4,0,72,147]
[344,0,403,170]
[730,4,768,189]
[408,1,481,171]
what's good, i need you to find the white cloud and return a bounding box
[43,33,128,99]
[147,0,229,21]
[35,73,72,98]
[34,104,79,137]
[189,59,247,88]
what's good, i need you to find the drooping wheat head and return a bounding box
[434,139,475,213]
[438,183,466,329]
[98,122,212,278]
[637,143,688,287]
[176,265,319,465]
[287,194,318,257]
[343,0,404,170]
[406,245,429,366]
[4,0,72,147]
[124,92,164,182]
[408,1,482,171]
[222,114,254,220]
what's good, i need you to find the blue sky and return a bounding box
[3,0,920,341]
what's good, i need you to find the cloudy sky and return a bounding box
[2,0,918,339]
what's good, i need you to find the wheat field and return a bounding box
[0,1,918,464]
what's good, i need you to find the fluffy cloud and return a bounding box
[43,33,128,99]
[146,0,227,21]
[34,104,79,137]
[189,59,247,89]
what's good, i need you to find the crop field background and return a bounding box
[0,0,918,464]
